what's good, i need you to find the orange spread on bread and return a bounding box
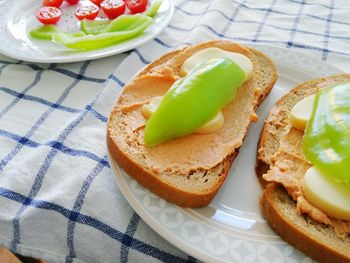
[263,110,350,237]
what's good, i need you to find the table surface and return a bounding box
[1,0,350,262]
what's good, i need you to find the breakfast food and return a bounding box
[107,40,277,207]
[256,74,350,262]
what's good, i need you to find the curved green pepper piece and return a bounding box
[144,0,163,17]
[303,82,350,186]
[29,25,85,41]
[53,15,152,50]
[144,58,246,146]
[104,14,152,32]
[81,14,149,35]
[80,0,162,35]
[81,19,111,35]
[29,25,60,40]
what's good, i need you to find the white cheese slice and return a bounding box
[302,166,350,220]
[181,47,253,80]
[290,94,316,131]
[195,111,224,134]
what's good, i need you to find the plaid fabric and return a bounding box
[0,0,349,262]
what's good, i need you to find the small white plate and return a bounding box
[108,45,342,263]
[0,0,173,63]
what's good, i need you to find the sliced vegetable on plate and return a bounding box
[75,3,100,20]
[90,0,104,6]
[35,6,62,24]
[144,0,162,17]
[101,0,126,19]
[125,0,148,14]
[53,14,152,50]
[29,24,60,39]
[43,0,64,8]
[30,0,164,51]
[66,0,80,5]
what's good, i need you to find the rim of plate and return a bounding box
[107,44,342,263]
[0,0,174,63]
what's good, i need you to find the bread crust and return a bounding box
[257,74,350,262]
[262,183,350,263]
[107,130,236,207]
[107,40,277,207]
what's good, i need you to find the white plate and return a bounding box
[107,45,342,263]
[0,0,173,63]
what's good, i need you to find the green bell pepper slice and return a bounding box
[81,19,111,35]
[80,0,162,35]
[53,15,152,50]
[81,14,151,35]
[303,82,350,186]
[29,25,85,40]
[144,58,246,146]
[29,25,60,40]
[144,0,163,17]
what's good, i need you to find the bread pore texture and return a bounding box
[107,40,277,207]
[257,74,350,262]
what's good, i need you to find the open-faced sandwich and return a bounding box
[257,74,350,262]
[107,39,277,207]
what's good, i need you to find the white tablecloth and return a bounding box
[1,0,350,262]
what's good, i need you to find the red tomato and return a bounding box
[90,0,103,7]
[101,0,125,19]
[66,0,80,4]
[75,4,99,20]
[124,0,148,14]
[43,0,64,8]
[35,6,62,24]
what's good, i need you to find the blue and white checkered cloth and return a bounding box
[1,0,350,262]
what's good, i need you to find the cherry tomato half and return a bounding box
[101,0,125,19]
[43,0,64,8]
[66,0,80,4]
[35,6,62,24]
[124,0,148,14]
[75,4,99,20]
[90,0,103,7]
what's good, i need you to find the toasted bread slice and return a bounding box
[262,183,350,263]
[257,74,350,262]
[107,40,277,207]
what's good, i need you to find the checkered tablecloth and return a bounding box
[1,0,350,262]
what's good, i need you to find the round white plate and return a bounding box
[0,0,173,63]
[107,45,342,263]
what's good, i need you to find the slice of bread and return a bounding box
[107,40,277,207]
[257,74,350,262]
